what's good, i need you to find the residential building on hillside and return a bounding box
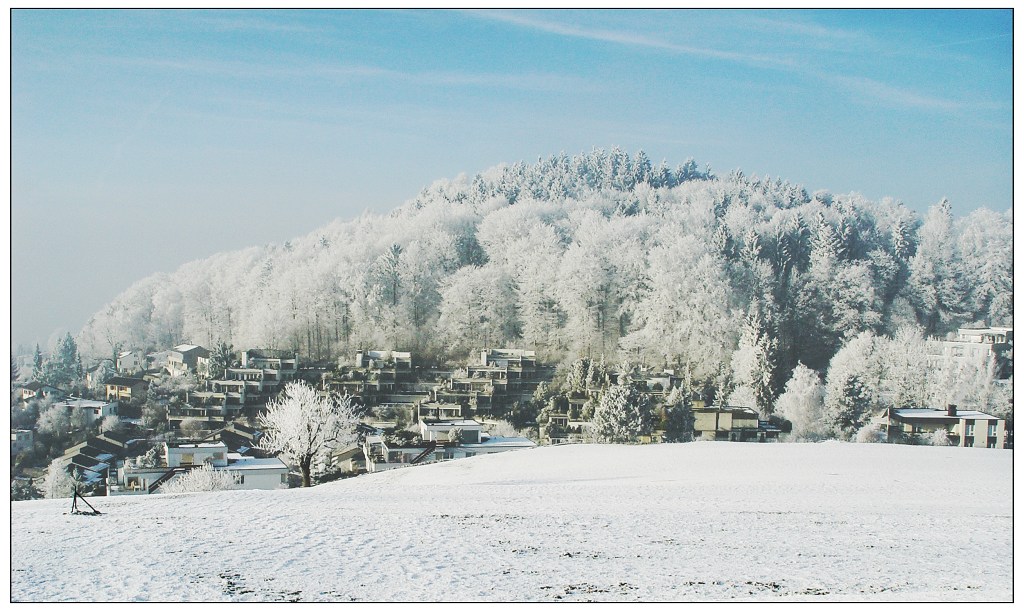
[116,350,145,373]
[362,418,536,473]
[112,440,288,494]
[84,360,114,389]
[926,326,1013,379]
[14,381,65,403]
[166,344,211,378]
[179,348,299,430]
[54,397,118,425]
[693,405,779,442]
[104,376,149,403]
[880,405,1007,449]
[11,430,33,455]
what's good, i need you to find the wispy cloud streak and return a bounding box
[91,53,599,94]
[470,10,967,113]
[472,10,796,69]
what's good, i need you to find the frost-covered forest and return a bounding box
[77,149,1012,421]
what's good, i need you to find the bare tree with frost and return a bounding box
[159,464,236,494]
[258,381,359,487]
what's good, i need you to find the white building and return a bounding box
[112,441,288,494]
[166,344,211,378]
[926,326,1013,379]
[116,350,145,373]
[363,419,536,473]
[55,398,118,425]
[419,419,484,443]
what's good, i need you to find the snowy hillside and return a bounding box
[11,442,1011,602]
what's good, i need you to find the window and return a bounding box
[988,422,998,437]
[180,453,194,465]
[281,474,288,484]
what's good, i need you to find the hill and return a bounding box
[75,149,1012,391]
[11,442,1011,602]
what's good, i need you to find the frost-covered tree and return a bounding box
[36,400,70,440]
[99,415,122,433]
[208,342,235,380]
[659,386,694,442]
[854,423,886,444]
[878,326,931,409]
[728,308,778,416]
[956,208,1013,326]
[257,381,359,487]
[32,344,43,381]
[159,464,237,494]
[591,383,653,443]
[39,333,82,389]
[927,428,952,446]
[824,332,882,439]
[87,360,115,394]
[908,200,967,334]
[42,459,77,499]
[775,364,827,441]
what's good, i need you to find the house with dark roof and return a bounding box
[105,376,150,403]
[15,381,65,403]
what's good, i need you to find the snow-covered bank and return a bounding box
[11,442,1011,602]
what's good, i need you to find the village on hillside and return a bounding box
[10,322,1013,499]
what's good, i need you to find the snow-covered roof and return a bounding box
[223,456,288,471]
[893,408,998,421]
[465,436,537,449]
[171,442,228,450]
[420,419,482,429]
[57,398,112,408]
[173,344,201,352]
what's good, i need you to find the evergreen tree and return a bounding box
[660,386,694,442]
[32,345,43,381]
[592,383,653,443]
[774,364,827,441]
[208,342,235,380]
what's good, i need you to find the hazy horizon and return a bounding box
[10,9,1012,352]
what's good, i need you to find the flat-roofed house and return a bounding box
[882,405,1007,448]
[693,405,778,442]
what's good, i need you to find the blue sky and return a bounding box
[10,8,1013,351]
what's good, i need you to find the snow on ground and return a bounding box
[10,441,1012,602]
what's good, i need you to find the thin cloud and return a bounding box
[194,15,328,35]
[92,53,598,94]
[741,15,867,43]
[825,74,964,112]
[471,9,968,113]
[471,9,796,69]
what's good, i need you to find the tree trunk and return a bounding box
[300,457,312,487]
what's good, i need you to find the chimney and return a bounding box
[947,404,957,417]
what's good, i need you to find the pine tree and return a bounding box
[592,383,653,443]
[774,364,827,441]
[32,345,43,381]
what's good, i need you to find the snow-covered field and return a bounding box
[10,441,1012,602]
